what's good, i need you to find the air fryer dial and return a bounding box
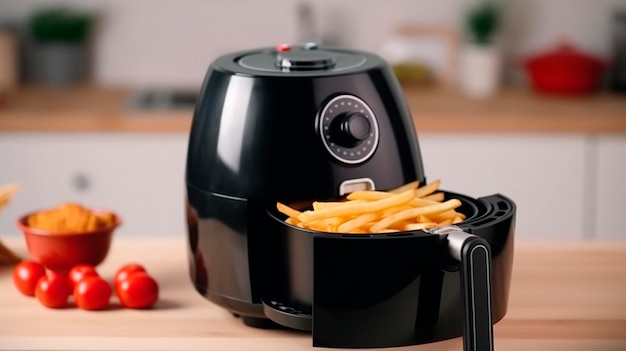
[318,95,379,164]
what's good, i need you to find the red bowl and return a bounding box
[15,209,122,272]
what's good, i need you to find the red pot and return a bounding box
[524,43,608,95]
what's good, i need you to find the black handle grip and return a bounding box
[428,226,494,351]
[458,234,493,351]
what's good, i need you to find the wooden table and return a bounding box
[0,237,625,351]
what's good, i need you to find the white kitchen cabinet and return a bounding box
[0,132,609,241]
[0,133,189,237]
[418,133,588,239]
[594,136,626,239]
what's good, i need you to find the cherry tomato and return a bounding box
[68,264,99,290]
[74,276,112,310]
[35,272,71,308]
[13,260,46,297]
[117,272,159,309]
[114,263,146,292]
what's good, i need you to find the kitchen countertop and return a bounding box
[0,85,625,134]
[0,236,625,351]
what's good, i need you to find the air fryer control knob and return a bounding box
[276,50,336,70]
[318,95,379,164]
[330,113,371,148]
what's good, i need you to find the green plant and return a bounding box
[29,7,94,43]
[465,1,501,45]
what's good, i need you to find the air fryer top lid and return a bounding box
[212,43,387,77]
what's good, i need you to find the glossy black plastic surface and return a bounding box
[186,46,425,202]
[185,45,516,349]
[458,234,494,351]
[223,46,380,76]
[187,188,515,348]
[258,192,514,348]
[186,46,426,321]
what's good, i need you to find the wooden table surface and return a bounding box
[0,237,625,351]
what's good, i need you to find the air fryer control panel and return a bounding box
[276,50,336,70]
[236,45,367,73]
[318,95,379,164]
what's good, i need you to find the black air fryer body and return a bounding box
[185,45,515,349]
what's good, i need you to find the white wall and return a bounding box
[1,0,623,88]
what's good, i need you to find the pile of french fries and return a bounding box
[276,180,465,234]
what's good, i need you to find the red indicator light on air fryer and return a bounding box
[277,44,291,52]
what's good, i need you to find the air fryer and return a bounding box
[185,44,516,350]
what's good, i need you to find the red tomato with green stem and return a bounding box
[13,260,46,297]
[74,276,112,310]
[35,272,71,308]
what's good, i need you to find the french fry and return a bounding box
[381,205,414,217]
[347,228,369,234]
[348,188,441,207]
[415,179,441,198]
[297,189,415,223]
[285,217,300,226]
[388,180,420,194]
[379,228,400,233]
[313,199,364,211]
[305,217,344,232]
[337,213,380,233]
[369,199,462,233]
[362,221,380,231]
[347,190,393,201]
[437,218,453,227]
[389,220,416,231]
[417,215,432,223]
[403,222,437,231]
[431,210,464,221]
[422,192,445,202]
[276,202,302,220]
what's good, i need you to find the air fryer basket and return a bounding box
[262,190,515,348]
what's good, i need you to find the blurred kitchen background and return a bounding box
[0,0,625,240]
[0,0,624,89]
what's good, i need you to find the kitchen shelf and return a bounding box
[0,85,624,134]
